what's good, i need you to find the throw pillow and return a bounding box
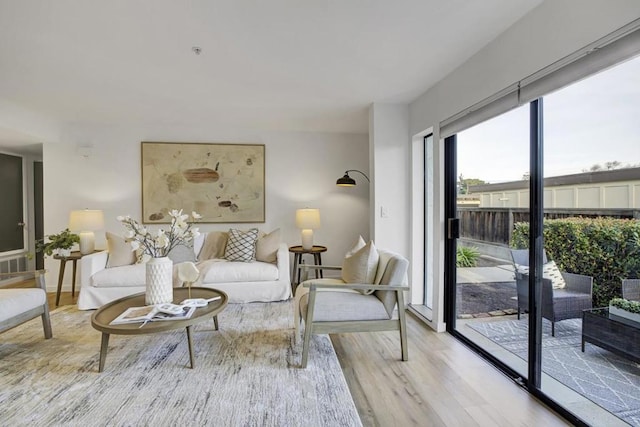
[167,244,196,264]
[224,228,259,262]
[256,228,281,263]
[198,231,229,260]
[105,232,136,268]
[345,235,366,257]
[543,260,566,289]
[342,240,379,293]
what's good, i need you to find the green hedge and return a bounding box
[511,217,640,307]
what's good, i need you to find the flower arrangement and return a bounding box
[117,209,201,258]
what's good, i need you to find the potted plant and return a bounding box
[609,297,640,323]
[36,228,80,257]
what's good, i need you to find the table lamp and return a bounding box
[295,208,320,250]
[69,209,105,255]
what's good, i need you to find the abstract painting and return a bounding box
[141,142,265,223]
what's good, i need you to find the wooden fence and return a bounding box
[458,208,640,245]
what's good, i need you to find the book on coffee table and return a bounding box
[110,305,196,325]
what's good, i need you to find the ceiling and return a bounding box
[0,0,541,141]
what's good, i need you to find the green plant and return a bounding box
[511,217,640,307]
[456,246,480,267]
[36,228,80,256]
[610,298,640,314]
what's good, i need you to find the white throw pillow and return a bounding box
[342,240,379,293]
[256,228,281,263]
[105,232,136,268]
[224,228,259,262]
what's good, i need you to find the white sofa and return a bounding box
[77,232,291,310]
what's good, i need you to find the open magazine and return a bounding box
[110,304,196,325]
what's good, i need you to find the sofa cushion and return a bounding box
[105,232,136,268]
[199,259,278,283]
[92,263,146,288]
[224,228,258,262]
[168,244,196,264]
[199,231,228,260]
[256,228,281,263]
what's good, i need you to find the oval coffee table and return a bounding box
[91,287,228,372]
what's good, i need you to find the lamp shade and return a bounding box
[336,174,356,186]
[295,209,320,230]
[69,209,104,231]
[69,209,104,255]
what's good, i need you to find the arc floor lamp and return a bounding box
[336,170,370,186]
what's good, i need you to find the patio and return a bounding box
[457,264,640,427]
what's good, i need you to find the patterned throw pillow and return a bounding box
[224,228,259,262]
[543,260,566,289]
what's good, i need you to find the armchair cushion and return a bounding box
[300,290,391,322]
[0,288,46,323]
[342,240,379,291]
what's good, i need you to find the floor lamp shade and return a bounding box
[69,209,104,255]
[295,209,320,250]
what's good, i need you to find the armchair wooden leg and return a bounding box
[397,290,408,361]
[301,289,317,368]
[41,309,52,339]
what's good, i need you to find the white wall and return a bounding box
[43,123,369,290]
[403,0,640,331]
[369,104,410,255]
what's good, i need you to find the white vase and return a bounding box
[57,248,71,257]
[145,257,173,305]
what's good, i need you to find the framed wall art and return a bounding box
[141,142,265,223]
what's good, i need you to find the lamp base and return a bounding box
[301,229,314,250]
[79,231,95,255]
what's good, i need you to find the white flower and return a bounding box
[192,212,202,220]
[117,209,200,258]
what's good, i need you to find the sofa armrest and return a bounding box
[275,243,290,283]
[79,250,109,287]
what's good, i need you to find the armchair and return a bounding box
[0,270,52,339]
[294,249,409,368]
[622,278,640,301]
[510,249,593,336]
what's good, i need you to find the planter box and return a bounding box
[609,304,640,324]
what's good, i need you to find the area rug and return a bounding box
[0,302,362,427]
[468,318,640,426]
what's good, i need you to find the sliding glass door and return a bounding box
[443,53,640,426]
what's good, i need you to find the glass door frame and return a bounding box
[442,102,586,426]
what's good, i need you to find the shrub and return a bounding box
[610,298,640,314]
[456,246,480,268]
[511,217,640,307]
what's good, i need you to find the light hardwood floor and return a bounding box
[47,292,568,426]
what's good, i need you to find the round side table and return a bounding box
[289,245,327,288]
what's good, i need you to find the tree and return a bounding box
[458,174,486,194]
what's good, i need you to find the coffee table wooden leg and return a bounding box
[186,325,195,369]
[99,332,110,373]
[213,315,219,331]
